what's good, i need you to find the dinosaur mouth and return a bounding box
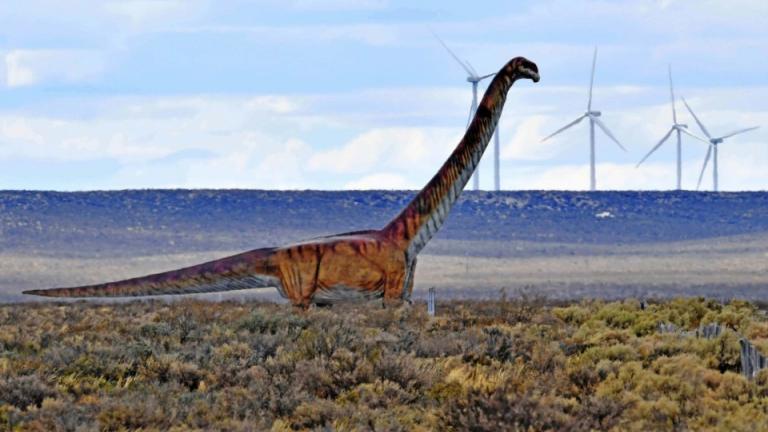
[520,66,540,82]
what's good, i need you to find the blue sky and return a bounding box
[0,0,766,191]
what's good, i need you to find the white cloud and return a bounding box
[245,95,301,115]
[501,115,565,160]
[0,0,765,192]
[345,173,414,190]
[103,0,199,25]
[0,96,290,162]
[253,138,314,188]
[4,50,106,87]
[172,22,405,46]
[287,0,387,11]
[308,127,462,174]
[510,161,686,191]
[0,118,44,146]
[503,141,767,191]
[0,83,764,191]
[715,141,767,191]
[108,137,317,190]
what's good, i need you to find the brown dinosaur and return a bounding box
[24,57,540,308]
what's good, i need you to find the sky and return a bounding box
[0,0,766,191]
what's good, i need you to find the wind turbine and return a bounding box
[683,98,760,192]
[636,65,707,189]
[541,47,625,191]
[434,33,501,191]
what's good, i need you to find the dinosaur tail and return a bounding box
[23,247,281,298]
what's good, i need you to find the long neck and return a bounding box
[383,72,515,257]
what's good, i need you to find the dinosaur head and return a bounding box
[506,57,540,83]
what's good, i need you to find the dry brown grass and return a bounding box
[1,297,768,430]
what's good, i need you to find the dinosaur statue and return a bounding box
[25,57,540,309]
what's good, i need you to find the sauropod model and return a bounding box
[25,57,540,309]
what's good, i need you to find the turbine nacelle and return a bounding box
[540,47,625,191]
[684,97,760,191]
[636,67,711,190]
[467,73,495,84]
[432,31,503,191]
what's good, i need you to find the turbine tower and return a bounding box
[434,33,501,191]
[683,98,760,192]
[541,47,625,191]
[636,65,707,189]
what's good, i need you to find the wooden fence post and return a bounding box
[740,338,768,380]
[427,287,436,317]
[658,322,678,334]
[698,323,723,339]
[657,321,766,379]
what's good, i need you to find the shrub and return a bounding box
[0,297,766,430]
[0,375,55,410]
[440,386,574,431]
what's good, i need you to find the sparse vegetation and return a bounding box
[3,190,768,259]
[1,297,768,431]
[4,190,768,303]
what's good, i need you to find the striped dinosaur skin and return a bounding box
[24,57,539,309]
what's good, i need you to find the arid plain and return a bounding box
[3,190,768,431]
[2,190,766,303]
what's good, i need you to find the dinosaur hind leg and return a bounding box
[403,257,416,304]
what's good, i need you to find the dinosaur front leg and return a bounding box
[294,277,320,311]
[279,276,312,311]
[382,269,407,308]
[286,282,316,311]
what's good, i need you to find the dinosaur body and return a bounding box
[25,57,540,308]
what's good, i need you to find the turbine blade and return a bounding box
[668,64,677,124]
[696,145,712,190]
[588,46,597,111]
[431,31,476,78]
[593,117,627,151]
[541,115,586,142]
[679,127,709,144]
[637,127,674,167]
[464,60,480,78]
[478,72,496,81]
[717,126,760,141]
[682,97,712,139]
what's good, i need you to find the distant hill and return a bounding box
[2,190,767,258]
